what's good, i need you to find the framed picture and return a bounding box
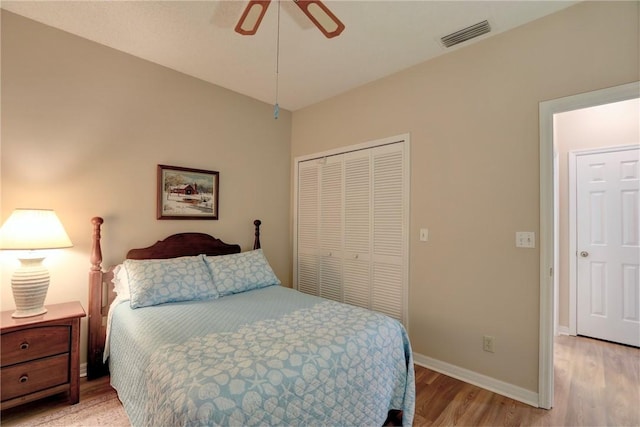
[157,164,219,220]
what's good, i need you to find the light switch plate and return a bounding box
[515,231,535,248]
[419,228,429,242]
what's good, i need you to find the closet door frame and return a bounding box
[293,133,410,327]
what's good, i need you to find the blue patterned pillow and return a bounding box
[124,255,217,309]
[204,249,281,296]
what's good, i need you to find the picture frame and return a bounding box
[157,164,219,220]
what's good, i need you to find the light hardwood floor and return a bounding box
[413,335,639,426]
[2,335,638,426]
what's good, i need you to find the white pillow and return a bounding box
[204,249,280,297]
[111,264,130,300]
[125,255,217,309]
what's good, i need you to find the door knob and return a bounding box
[580,251,589,258]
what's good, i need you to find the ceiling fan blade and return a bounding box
[293,0,345,38]
[235,0,271,35]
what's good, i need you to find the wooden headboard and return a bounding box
[87,217,261,379]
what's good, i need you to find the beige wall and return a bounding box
[291,1,639,392]
[0,11,292,365]
[555,98,640,329]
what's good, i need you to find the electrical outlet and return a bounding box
[483,335,495,353]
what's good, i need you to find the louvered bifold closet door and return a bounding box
[343,151,371,309]
[297,161,320,296]
[371,144,405,321]
[295,136,408,326]
[319,155,344,302]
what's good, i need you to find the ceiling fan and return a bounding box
[235,0,345,39]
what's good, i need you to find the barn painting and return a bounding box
[157,165,219,219]
[171,184,198,196]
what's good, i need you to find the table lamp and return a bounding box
[0,209,73,318]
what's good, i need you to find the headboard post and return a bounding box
[88,217,108,379]
[253,219,261,250]
[90,217,104,271]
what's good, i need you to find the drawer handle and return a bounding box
[19,342,29,351]
[19,375,28,383]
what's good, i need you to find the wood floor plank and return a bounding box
[456,387,496,426]
[546,336,572,425]
[416,372,466,424]
[602,338,640,426]
[564,336,607,427]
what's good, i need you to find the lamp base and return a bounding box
[12,306,48,318]
[11,257,50,318]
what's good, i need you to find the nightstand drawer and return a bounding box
[1,353,69,401]
[1,326,70,367]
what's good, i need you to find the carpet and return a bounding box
[12,392,130,427]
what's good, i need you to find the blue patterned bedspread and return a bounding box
[109,286,415,426]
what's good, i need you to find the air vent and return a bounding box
[441,20,491,48]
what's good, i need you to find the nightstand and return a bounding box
[1,301,86,410]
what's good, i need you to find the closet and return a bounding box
[294,135,409,325]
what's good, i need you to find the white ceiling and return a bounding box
[1,1,578,111]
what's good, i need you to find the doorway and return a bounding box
[538,81,639,409]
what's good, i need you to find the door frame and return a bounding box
[568,145,640,336]
[538,81,639,409]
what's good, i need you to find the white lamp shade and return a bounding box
[0,209,73,250]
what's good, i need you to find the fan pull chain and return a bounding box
[274,0,281,119]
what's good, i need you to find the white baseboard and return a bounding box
[557,325,570,336]
[80,362,87,378]
[413,352,539,408]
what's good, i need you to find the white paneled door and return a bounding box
[577,147,640,347]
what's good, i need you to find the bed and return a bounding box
[87,217,415,426]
